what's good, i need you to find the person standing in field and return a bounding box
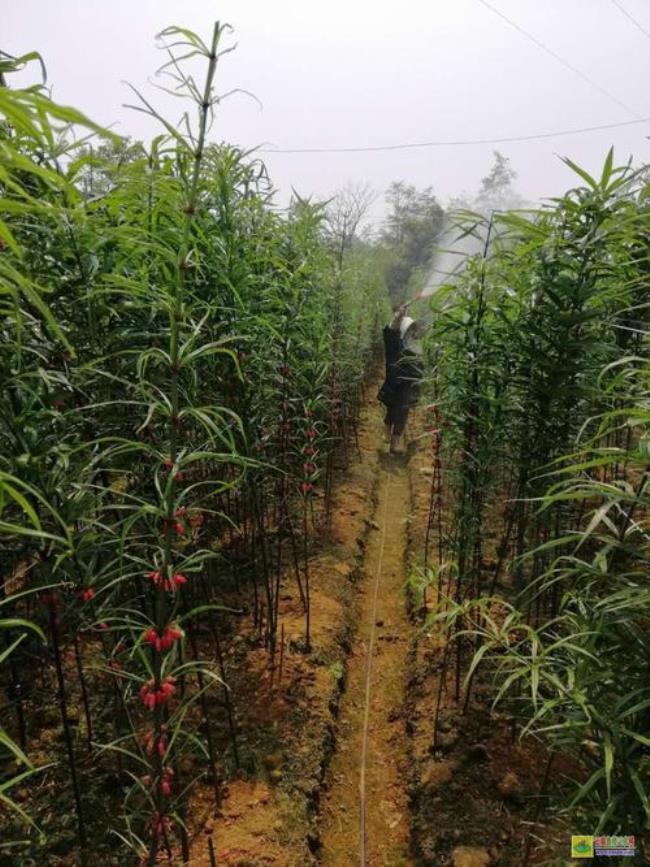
[378,300,425,454]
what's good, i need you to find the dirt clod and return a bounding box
[421,760,454,791]
[496,770,523,802]
[452,845,492,867]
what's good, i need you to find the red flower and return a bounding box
[302,445,316,457]
[175,506,186,518]
[160,677,175,701]
[139,676,176,710]
[80,588,95,603]
[148,570,188,591]
[143,625,182,652]
[152,813,172,837]
[305,427,317,440]
[303,462,316,474]
[164,460,183,482]
[301,481,313,494]
[280,364,290,377]
[174,521,185,536]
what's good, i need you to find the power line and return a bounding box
[611,0,650,41]
[258,117,650,154]
[475,0,644,120]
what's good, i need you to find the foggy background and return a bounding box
[4,0,650,225]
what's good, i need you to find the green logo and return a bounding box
[571,836,594,858]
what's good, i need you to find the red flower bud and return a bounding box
[139,676,176,710]
[301,481,313,495]
[80,588,96,603]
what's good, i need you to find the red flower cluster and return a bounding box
[142,765,173,796]
[140,676,176,710]
[161,767,174,798]
[80,587,96,603]
[147,570,188,591]
[143,625,182,652]
[164,459,184,483]
[144,729,167,758]
[152,812,172,838]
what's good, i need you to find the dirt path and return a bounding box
[319,448,414,866]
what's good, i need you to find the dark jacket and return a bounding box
[378,324,423,408]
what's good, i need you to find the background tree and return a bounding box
[474,150,522,213]
[381,181,445,303]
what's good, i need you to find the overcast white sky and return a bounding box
[5,0,650,222]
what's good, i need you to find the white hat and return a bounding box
[399,316,415,339]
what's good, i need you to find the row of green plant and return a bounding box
[0,25,391,864]
[420,152,650,853]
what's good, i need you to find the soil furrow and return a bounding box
[319,450,414,867]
